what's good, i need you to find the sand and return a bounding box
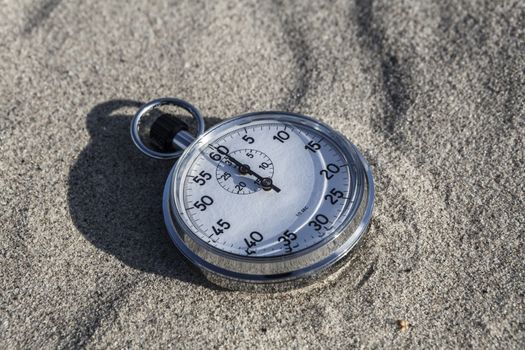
[1,0,524,348]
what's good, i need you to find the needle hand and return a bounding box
[209,145,281,193]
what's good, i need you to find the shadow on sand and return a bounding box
[67,99,224,289]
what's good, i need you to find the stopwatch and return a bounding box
[131,98,374,287]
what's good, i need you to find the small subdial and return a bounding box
[215,149,274,195]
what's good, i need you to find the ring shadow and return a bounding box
[67,99,225,289]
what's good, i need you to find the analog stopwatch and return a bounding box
[131,98,374,287]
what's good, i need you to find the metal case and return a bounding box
[162,112,375,286]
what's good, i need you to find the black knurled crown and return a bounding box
[150,114,189,151]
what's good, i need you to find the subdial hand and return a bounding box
[210,145,281,193]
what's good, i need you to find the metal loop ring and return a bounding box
[130,97,206,160]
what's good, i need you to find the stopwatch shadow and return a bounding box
[67,99,226,290]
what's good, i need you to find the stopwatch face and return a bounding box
[165,112,374,282]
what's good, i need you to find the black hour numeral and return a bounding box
[209,152,221,161]
[273,130,290,143]
[192,170,212,186]
[324,188,344,205]
[244,231,263,255]
[216,145,229,154]
[308,214,332,237]
[305,140,321,153]
[319,163,340,180]
[212,219,230,235]
[234,181,247,193]
[242,135,255,144]
[277,230,298,254]
[209,145,229,161]
[194,195,214,211]
[259,162,270,170]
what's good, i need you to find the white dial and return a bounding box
[176,120,355,258]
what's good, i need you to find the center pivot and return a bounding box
[239,164,251,175]
[260,177,273,191]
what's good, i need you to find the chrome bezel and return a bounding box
[162,112,375,283]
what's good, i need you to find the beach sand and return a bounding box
[1,0,524,348]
